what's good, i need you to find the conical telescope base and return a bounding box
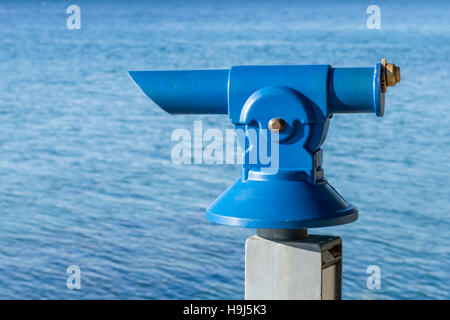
[206,177,358,229]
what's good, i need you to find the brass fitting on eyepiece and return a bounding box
[381,58,401,92]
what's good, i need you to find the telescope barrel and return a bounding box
[327,66,384,116]
[129,69,229,114]
[130,63,396,117]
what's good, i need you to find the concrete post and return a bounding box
[245,229,342,300]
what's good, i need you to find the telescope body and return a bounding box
[129,61,398,228]
[129,64,384,117]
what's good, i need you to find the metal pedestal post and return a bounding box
[245,229,342,300]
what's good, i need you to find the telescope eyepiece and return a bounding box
[381,58,401,92]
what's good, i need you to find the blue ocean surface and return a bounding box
[0,0,449,299]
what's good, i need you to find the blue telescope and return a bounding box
[129,59,400,229]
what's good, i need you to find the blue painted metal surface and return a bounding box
[129,63,387,228]
[129,70,229,114]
